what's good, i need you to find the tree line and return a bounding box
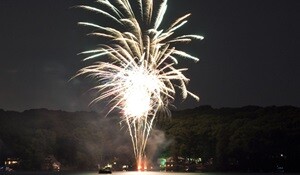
[157,105,300,172]
[0,106,299,172]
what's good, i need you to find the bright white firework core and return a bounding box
[123,67,160,118]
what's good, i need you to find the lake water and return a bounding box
[3,171,294,175]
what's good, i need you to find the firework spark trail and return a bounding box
[76,0,203,168]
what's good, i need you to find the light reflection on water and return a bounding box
[7,172,292,175]
[4,172,203,175]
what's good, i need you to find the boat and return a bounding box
[98,168,112,174]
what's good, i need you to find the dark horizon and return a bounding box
[0,0,299,112]
[0,104,299,114]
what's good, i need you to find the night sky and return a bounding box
[0,0,299,112]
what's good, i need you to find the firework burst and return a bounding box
[75,0,203,169]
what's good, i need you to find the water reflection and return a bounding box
[8,172,294,175]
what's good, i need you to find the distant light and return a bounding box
[106,163,112,168]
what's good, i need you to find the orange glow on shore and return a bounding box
[137,156,148,171]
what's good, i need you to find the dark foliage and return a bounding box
[157,105,300,172]
[0,106,299,172]
[0,109,131,170]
